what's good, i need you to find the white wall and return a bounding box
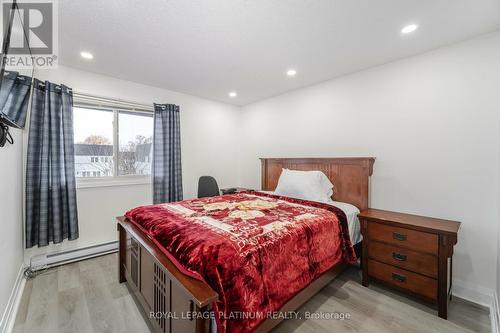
[0,128,24,322]
[496,127,500,329]
[238,32,500,293]
[25,66,241,259]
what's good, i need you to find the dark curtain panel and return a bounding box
[0,71,32,128]
[153,103,183,204]
[25,79,79,248]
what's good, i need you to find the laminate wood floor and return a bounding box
[13,254,490,333]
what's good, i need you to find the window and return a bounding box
[73,104,154,182]
[118,111,153,176]
[74,107,114,178]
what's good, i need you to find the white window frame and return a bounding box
[73,93,154,189]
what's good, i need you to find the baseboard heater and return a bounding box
[29,241,118,271]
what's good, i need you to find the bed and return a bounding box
[117,157,375,333]
[258,190,363,246]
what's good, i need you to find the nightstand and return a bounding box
[220,187,253,195]
[358,209,461,319]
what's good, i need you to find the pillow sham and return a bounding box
[274,168,333,203]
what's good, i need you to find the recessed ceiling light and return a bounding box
[80,51,94,60]
[228,91,237,98]
[401,24,418,34]
[286,69,297,77]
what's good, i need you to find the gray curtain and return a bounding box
[153,103,183,204]
[0,71,32,128]
[25,79,79,248]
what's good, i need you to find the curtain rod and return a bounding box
[72,91,153,111]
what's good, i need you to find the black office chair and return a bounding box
[197,176,220,198]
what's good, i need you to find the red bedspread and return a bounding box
[125,191,356,333]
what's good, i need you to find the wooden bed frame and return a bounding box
[117,157,375,333]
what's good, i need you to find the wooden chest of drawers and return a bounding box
[358,209,461,319]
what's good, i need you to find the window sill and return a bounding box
[76,177,152,189]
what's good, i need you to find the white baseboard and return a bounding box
[491,291,499,333]
[0,265,26,333]
[453,279,498,333]
[453,279,495,307]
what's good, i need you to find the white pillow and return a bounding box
[274,169,333,203]
[282,169,334,195]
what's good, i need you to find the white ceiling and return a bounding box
[59,0,500,105]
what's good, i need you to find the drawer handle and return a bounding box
[392,273,406,283]
[392,252,407,261]
[393,232,407,241]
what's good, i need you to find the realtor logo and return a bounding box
[1,0,58,68]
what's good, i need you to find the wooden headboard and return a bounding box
[260,157,375,211]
